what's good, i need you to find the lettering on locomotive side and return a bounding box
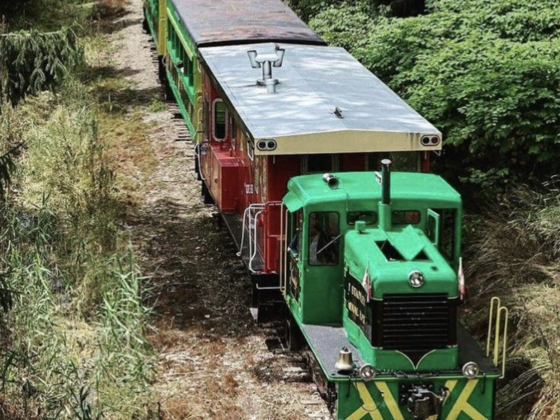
[348,284,366,306]
[344,270,371,336]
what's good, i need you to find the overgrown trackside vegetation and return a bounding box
[305,1,560,419]
[0,85,155,419]
[466,190,560,420]
[0,0,157,418]
[287,0,425,21]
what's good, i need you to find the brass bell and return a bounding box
[335,347,355,372]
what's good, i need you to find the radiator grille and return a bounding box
[379,294,455,363]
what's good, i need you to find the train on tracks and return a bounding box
[142,0,509,419]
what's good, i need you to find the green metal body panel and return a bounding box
[165,1,203,142]
[337,375,497,420]
[143,0,157,41]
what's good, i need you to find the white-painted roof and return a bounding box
[200,43,441,155]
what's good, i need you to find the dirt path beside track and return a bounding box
[105,1,331,418]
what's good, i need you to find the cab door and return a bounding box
[286,210,303,303]
[426,208,461,270]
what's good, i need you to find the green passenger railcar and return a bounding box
[281,162,505,420]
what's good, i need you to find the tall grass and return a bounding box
[0,80,155,419]
[466,187,560,420]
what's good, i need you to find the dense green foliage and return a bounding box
[310,0,560,194]
[0,0,85,200]
[287,0,423,21]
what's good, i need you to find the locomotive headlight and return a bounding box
[408,271,425,288]
[462,362,480,379]
[359,364,377,382]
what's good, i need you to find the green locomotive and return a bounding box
[281,161,505,420]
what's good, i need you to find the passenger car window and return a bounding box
[213,99,227,141]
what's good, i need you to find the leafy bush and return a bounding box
[306,3,379,56]
[310,0,560,194]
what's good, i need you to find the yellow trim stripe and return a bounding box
[166,9,194,59]
[445,380,488,420]
[158,0,166,54]
[345,379,489,420]
[375,382,405,420]
[346,382,383,420]
[445,379,459,394]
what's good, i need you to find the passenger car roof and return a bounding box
[168,0,325,47]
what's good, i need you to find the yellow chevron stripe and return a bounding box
[345,378,488,420]
[445,379,459,394]
[445,380,488,420]
[346,382,383,420]
[375,382,405,420]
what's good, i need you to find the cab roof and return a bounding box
[168,0,325,48]
[284,172,461,211]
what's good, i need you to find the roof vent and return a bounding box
[247,45,286,94]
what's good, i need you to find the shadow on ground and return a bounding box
[129,196,256,340]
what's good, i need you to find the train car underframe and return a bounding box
[216,204,285,324]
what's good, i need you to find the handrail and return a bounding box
[249,209,264,272]
[486,297,509,379]
[280,204,287,295]
[236,204,265,273]
[195,142,206,182]
[236,206,252,258]
[237,202,283,275]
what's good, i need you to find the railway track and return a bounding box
[142,39,332,420]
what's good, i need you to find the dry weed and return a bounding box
[467,187,560,419]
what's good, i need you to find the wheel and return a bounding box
[201,182,214,204]
[142,8,149,33]
[158,56,166,84]
[285,313,304,351]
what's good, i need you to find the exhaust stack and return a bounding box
[379,159,392,231]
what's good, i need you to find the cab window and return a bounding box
[440,209,457,261]
[308,212,340,266]
[392,210,420,225]
[347,211,377,225]
[427,208,457,262]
